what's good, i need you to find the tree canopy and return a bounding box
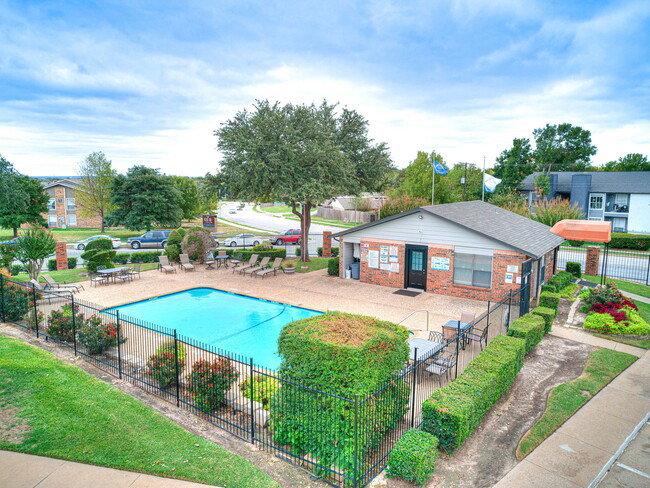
[172,176,201,220]
[15,226,57,281]
[0,155,48,236]
[106,165,182,231]
[602,153,650,172]
[215,100,393,260]
[492,138,535,193]
[532,123,597,172]
[393,151,450,203]
[76,151,117,232]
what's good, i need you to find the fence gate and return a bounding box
[519,258,532,315]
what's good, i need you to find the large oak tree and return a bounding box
[0,155,48,236]
[214,100,393,261]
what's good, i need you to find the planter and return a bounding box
[284,267,295,274]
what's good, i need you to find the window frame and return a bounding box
[453,252,493,289]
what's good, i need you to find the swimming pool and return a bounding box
[107,287,322,369]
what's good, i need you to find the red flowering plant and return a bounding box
[47,303,85,343]
[146,343,187,389]
[188,358,239,411]
[77,316,126,354]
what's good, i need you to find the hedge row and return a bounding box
[539,291,561,312]
[609,233,650,251]
[421,335,526,453]
[387,429,439,486]
[213,248,286,260]
[541,271,573,293]
[506,313,545,353]
[327,257,339,276]
[531,306,556,333]
[565,262,582,278]
[47,258,78,271]
[112,251,163,264]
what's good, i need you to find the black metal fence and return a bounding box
[558,245,650,285]
[0,276,521,487]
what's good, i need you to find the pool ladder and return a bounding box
[397,309,430,332]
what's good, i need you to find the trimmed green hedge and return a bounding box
[539,291,561,312]
[507,313,545,353]
[317,246,340,257]
[566,262,582,278]
[327,257,339,276]
[214,248,286,260]
[47,258,78,271]
[421,335,526,453]
[541,283,557,293]
[609,233,650,251]
[531,306,556,333]
[129,251,163,263]
[387,429,439,486]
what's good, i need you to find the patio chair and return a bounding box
[459,311,477,346]
[255,257,284,278]
[91,265,109,287]
[428,331,444,344]
[42,274,84,293]
[243,256,271,276]
[158,255,176,273]
[232,254,258,274]
[179,254,195,271]
[29,279,73,301]
[115,267,132,284]
[128,263,141,279]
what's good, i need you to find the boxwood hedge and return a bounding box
[387,429,439,486]
[539,291,561,312]
[506,313,545,353]
[421,335,526,453]
[214,248,286,260]
[531,306,555,333]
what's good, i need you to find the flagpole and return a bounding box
[431,162,435,205]
[482,156,486,202]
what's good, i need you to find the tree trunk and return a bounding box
[100,210,105,233]
[291,200,312,263]
[13,227,18,238]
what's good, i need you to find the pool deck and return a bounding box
[74,264,487,338]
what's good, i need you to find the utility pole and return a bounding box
[462,162,468,201]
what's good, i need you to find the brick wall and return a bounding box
[358,238,405,288]
[38,186,103,229]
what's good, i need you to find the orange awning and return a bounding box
[550,219,612,243]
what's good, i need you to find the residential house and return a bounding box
[331,201,564,303]
[42,179,102,228]
[317,193,388,223]
[519,171,650,234]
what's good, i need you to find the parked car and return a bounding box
[269,229,301,246]
[229,209,236,214]
[212,235,220,246]
[0,237,21,247]
[74,235,121,250]
[222,233,262,247]
[127,230,172,249]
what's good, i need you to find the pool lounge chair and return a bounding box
[232,254,258,274]
[42,274,84,293]
[243,256,271,276]
[158,255,176,273]
[255,257,284,278]
[179,253,195,271]
[29,279,73,301]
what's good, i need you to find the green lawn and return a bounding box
[517,347,637,459]
[292,257,331,273]
[0,335,278,487]
[0,228,145,244]
[11,264,160,284]
[582,274,650,299]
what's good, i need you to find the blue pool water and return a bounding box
[107,287,322,369]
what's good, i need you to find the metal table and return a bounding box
[408,338,445,362]
[215,255,230,269]
[97,266,131,283]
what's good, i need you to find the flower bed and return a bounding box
[581,281,650,337]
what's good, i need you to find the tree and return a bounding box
[533,123,597,172]
[446,163,483,202]
[379,195,430,219]
[76,151,117,233]
[603,153,650,172]
[106,166,182,231]
[394,151,451,203]
[492,138,535,192]
[15,226,56,282]
[172,176,201,220]
[215,100,392,261]
[488,191,530,217]
[0,155,48,236]
[530,197,583,227]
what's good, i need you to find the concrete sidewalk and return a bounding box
[495,341,650,488]
[0,450,220,488]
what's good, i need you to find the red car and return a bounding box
[269,229,301,245]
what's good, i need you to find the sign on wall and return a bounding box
[507,265,519,273]
[505,273,514,283]
[431,256,450,271]
[368,250,379,268]
[389,246,398,262]
[380,245,389,263]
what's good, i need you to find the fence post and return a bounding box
[506,290,513,329]
[486,300,491,337]
[71,295,77,356]
[647,255,650,286]
[249,358,255,443]
[116,310,123,379]
[454,335,459,378]
[410,348,418,428]
[353,393,359,488]
[173,329,180,407]
[0,275,5,323]
[32,287,39,339]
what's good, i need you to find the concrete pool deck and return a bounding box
[73,264,487,337]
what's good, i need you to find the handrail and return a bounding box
[397,309,430,331]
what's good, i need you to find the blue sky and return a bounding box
[1,0,649,176]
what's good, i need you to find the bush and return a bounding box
[156,339,187,362]
[540,283,557,293]
[422,335,526,453]
[566,262,582,278]
[271,312,410,479]
[539,291,561,312]
[582,281,625,308]
[47,303,84,343]
[77,317,122,354]
[251,244,273,252]
[531,306,556,333]
[188,358,239,411]
[317,247,340,257]
[181,228,215,262]
[164,243,181,263]
[113,253,131,264]
[10,264,24,276]
[295,247,301,257]
[214,248,286,260]
[387,429,439,486]
[0,279,30,322]
[146,352,185,389]
[81,248,116,273]
[609,233,650,251]
[567,240,584,247]
[327,257,340,276]
[129,251,163,263]
[507,313,545,352]
[380,195,430,219]
[240,375,280,409]
[584,308,650,336]
[48,257,80,271]
[85,238,114,252]
[68,257,77,269]
[166,227,186,248]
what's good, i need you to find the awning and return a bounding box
[550,219,611,243]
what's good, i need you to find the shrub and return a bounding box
[240,375,280,409]
[540,283,557,293]
[558,283,579,299]
[547,271,573,291]
[251,244,273,252]
[164,243,181,263]
[567,240,584,247]
[294,247,301,257]
[47,303,84,343]
[77,317,122,354]
[156,339,187,362]
[48,257,80,270]
[507,313,545,352]
[380,195,430,219]
[317,246,340,257]
[146,352,185,389]
[421,335,526,453]
[85,238,114,252]
[0,280,30,322]
[566,261,582,278]
[327,257,340,276]
[386,429,439,486]
[181,228,215,262]
[9,264,24,276]
[530,197,582,226]
[584,308,650,336]
[113,253,131,264]
[81,247,116,273]
[582,281,625,308]
[609,233,650,251]
[271,312,410,479]
[129,251,163,263]
[188,358,239,411]
[68,257,77,269]
[539,291,561,312]
[166,227,186,248]
[215,248,286,260]
[531,306,556,333]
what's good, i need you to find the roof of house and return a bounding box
[43,179,81,190]
[519,171,650,194]
[331,200,565,259]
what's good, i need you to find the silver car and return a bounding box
[222,233,262,247]
[74,235,121,250]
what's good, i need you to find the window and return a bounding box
[66,198,76,210]
[67,214,77,226]
[538,255,546,286]
[48,198,56,210]
[454,252,492,288]
[48,215,57,227]
[589,195,603,210]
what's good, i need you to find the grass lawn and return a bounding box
[258,204,293,214]
[0,335,278,487]
[0,227,145,244]
[293,257,331,273]
[516,347,637,459]
[582,274,650,299]
[11,264,160,284]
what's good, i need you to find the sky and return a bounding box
[1,0,649,177]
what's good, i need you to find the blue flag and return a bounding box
[433,161,448,175]
[483,174,502,193]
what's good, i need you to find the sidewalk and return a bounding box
[495,331,650,487]
[0,450,219,488]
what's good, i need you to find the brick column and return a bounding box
[585,246,600,277]
[55,242,68,271]
[322,231,332,257]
